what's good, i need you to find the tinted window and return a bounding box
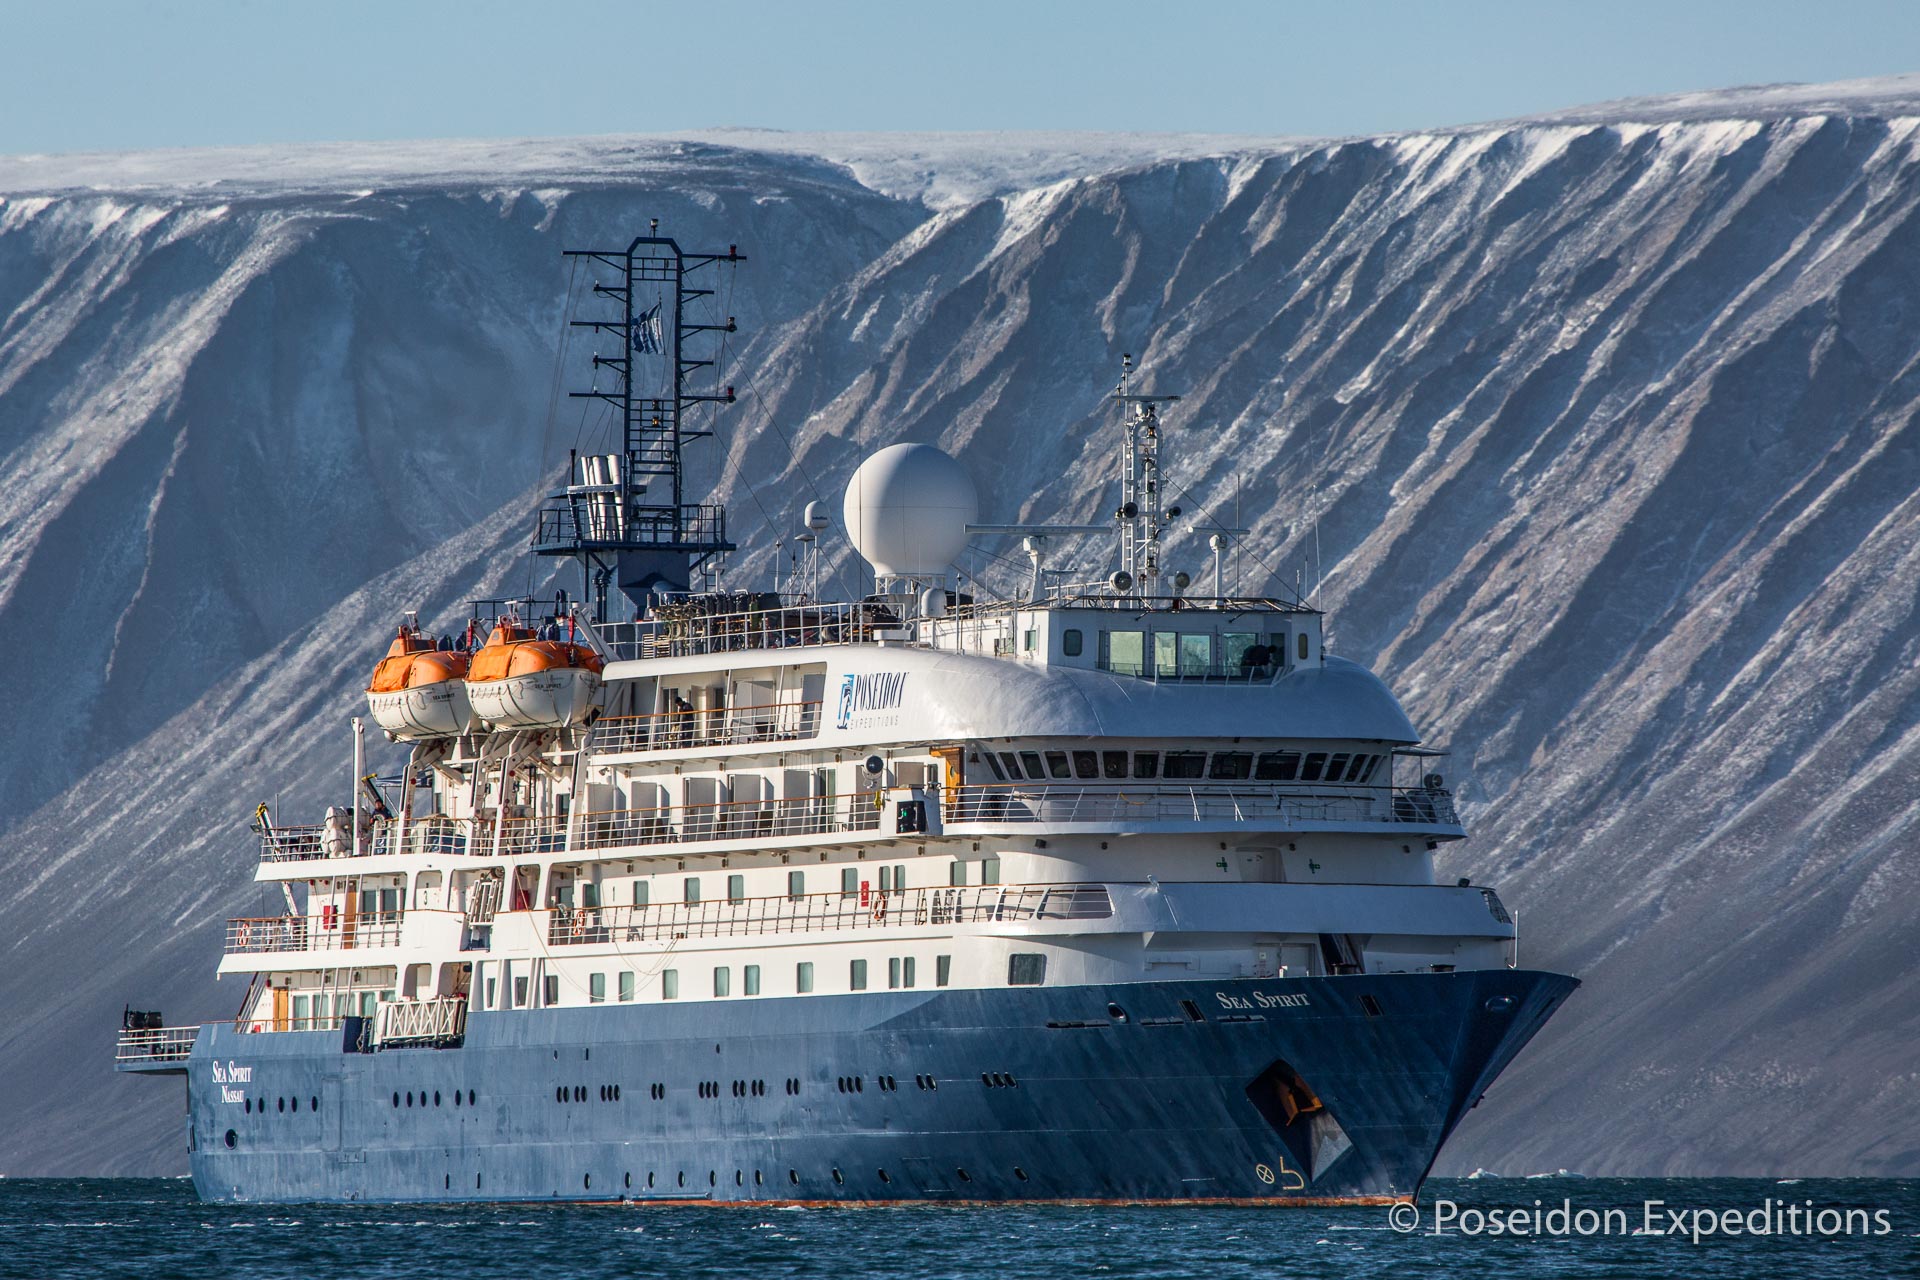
[1043,751,1071,779]
[1208,752,1252,780]
[1154,633,1179,677]
[1008,954,1047,986]
[1298,633,1309,661]
[982,752,1007,780]
[998,752,1023,779]
[1325,753,1350,782]
[797,962,814,993]
[1179,633,1212,676]
[1133,752,1160,779]
[1062,629,1084,657]
[1106,630,1145,675]
[1102,751,1129,779]
[1071,751,1099,779]
[1301,752,1328,782]
[1345,754,1374,783]
[1018,752,1045,779]
[1164,752,1206,779]
[1255,751,1301,781]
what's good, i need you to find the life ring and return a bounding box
[871,894,888,923]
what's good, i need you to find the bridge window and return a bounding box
[1071,751,1099,779]
[1044,752,1071,779]
[1209,752,1252,780]
[1062,629,1083,657]
[1325,753,1351,781]
[1105,629,1144,675]
[1132,751,1160,779]
[998,752,1023,779]
[982,752,1007,780]
[1164,752,1206,780]
[797,962,815,993]
[1018,751,1045,778]
[1008,954,1047,986]
[1255,751,1301,781]
[1300,752,1328,782]
[1347,754,1377,782]
[1102,751,1128,778]
[1153,632,1178,676]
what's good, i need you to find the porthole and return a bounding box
[1014,1167,1029,1181]
[956,1167,971,1182]
[277,1097,284,1113]
[625,1172,632,1189]
[223,1129,237,1149]
[648,1173,656,1189]
[678,1172,686,1187]
[445,1174,451,1189]
[311,1096,319,1112]
[855,1076,864,1093]
[406,1091,413,1107]
[434,1091,442,1107]
[467,1089,476,1105]
[709,1171,717,1187]
[754,1170,763,1186]
[613,1085,621,1101]
[584,1174,592,1190]
[244,1099,252,1114]
[290,1097,299,1112]
[832,1168,844,1185]
[1107,1003,1129,1022]
[789,1170,799,1185]
[735,1170,743,1186]
[877,1169,891,1183]
[392,1092,400,1108]
[1485,996,1515,1013]
[454,1092,461,1108]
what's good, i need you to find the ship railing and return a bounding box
[544,882,1112,945]
[943,782,1460,827]
[596,599,904,662]
[258,820,409,863]
[589,700,822,755]
[374,996,467,1048]
[114,1024,199,1064]
[223,910,404,955]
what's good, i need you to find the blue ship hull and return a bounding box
[178,970,1576,1204]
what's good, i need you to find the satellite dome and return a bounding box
[843,443,979,577]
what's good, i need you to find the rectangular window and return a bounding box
[797,961,815,994]
[292,994,309,1031]
[1008,953,1048,986]
[588,972,606,1003]
[1133,751,1160,779]
[514,976,530,1008]
[1102,750,1129,779]
[888,957,902,989]
[543,975,559,1006]
[744,965,761,996]
[1071,750,1099,778]
[485,979,497,1010]
[713,966,731,997]
[850,959,868,991]
[728,874,745,903]
[1255,751,1301,781]
[1179,632,1212,676]
[892,863,906,890]
[633,881,649,908]
[618,971,635,1002]
[1062,628,1084,657]
[936,955,952,987]
[581,882,600,909]
[788,870,805,899]
[661,969,679,1000]
[950,860,969,887]
[684,877,701,905]
[1346,753,1375,783]
[981,856,1001,885]
[1301,751,1328,782]
[1223,632,1258,672]
[903,956,917,988]
[877,866,893,893]
[840,866,859,899]
[1154,632,1179,676]
[1105,628,1145,676]
[1018,751,1045,779]
[360,990,376,1017]
[982,752,1007,781]
[998,751,1024,779]
[1164,751,1206,779]
[1022,628,1037,652]
[1209,751,1253,780]
[1043,750,1071,778]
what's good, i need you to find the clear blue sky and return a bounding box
[3,0,1916,154]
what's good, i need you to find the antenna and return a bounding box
[1112,353,1183,599]
[532,226,746,622]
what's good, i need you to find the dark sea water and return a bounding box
[0,1177,1912,1280]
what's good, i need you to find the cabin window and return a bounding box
[903,957,916,987]
[1105,629,1145,676]
[713,967,731,997]
[788,871,805,900]
[982,752,1007,780]
[1209,752,1252,780]
[684,877,701,905]
[1325,753,1351,782]
[1061,629,1084,657]
[727,874,745,903]
[543,976,559,1006]
[1153,632,1179,677]
[981,856,1001,885]
[1256,751,1301,781]
[1022,628,1038,653]
[633,882,649,908]
[744,965,761,997]
[950,861,968,887]
[936,955,952,987]
[589,973,606,1004]
[1301,752,1329,782]
[1133,751,1160,779]
[292,995,309,1031]
[1298,633,1310,661]
[1164,751,1206,779]
[841,867,859,899]
[1102,751,1128,779]
[580,882,600,909]
[1008,954,1047,986]
[662,970,679,1000]
[796,962,814,993]
[1071,751,1099,779]
[513,977,529,1008]
[618,972,635,1002]
[1018,751,1045,779]
[888,958,902,989]
[1044,751,1071,779]
[1180,633,1212,676]
[485,979,497,1010]
[850,960,869,991]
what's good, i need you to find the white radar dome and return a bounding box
[842,443,979,577]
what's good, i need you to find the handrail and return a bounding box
[115,1024,200,1063]
[376,996,467,1046]
[544,882,1113,946]
[223,910,404,955]
[590,700,822,754]
[942,782,1460,826]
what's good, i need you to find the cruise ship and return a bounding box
[115,225,1578,1205]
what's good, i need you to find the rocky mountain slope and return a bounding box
[3,77,1918,1175]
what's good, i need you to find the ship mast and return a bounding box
[533,222,745,622]
[1112,354,1182,600]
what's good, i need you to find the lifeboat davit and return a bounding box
[365,625,475,740]
[465,619,604,729]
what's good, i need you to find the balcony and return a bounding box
[374,996,467,1048]
[223,911,403,956]
[544,882,1112,946]
[589,699,821,755]
[942,782,1461,829]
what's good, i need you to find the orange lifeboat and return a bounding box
[365,624,475,740]
[465,618,604,729]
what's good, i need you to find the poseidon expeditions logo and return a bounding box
[836,672,908,729]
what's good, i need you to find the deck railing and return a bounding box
[375,996,467,1047]
[545,882,1112,945]
[942,783,1459,827]
[114,1025,200,1064]
[596,600,904,662]
[590,700,822,755]
[223,910,403,955]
